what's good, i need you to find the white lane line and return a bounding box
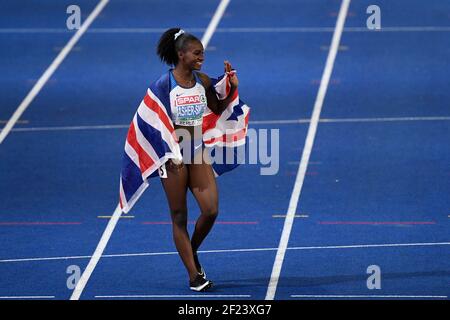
[2,26,450,33]
[0,120,28,124]
[201,0,230,48]
[10,124,129,132]
[0,255,92,263]
[250,116,450,125]
[6,116,450,133]
[69,0,230,301]
[265,0,351,301]
[0,296,55,299]
[212,26,450,33]
[272,215,307,218]
[70,204,122,300]
[95,295,251,299]
[1,247,274,263]
[97,215,135,219]
[288,242,450,250]
[4,241,449,264]
[0,0,109,145]
[317,116,450,123]
[291,295,448,299]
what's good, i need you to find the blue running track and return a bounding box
[0,0,449,300]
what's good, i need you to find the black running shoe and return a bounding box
[193,253,206,278]
[189,274,213,292]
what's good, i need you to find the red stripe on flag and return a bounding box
[143,94,175,136]
[231,88,238,101]
[204,127,247,145]
[244,108,250,125]
[127,122,154,173]
[202,112,220,132]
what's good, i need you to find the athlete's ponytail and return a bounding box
[157,28,201,66]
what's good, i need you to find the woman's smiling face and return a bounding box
[178,40,204,70]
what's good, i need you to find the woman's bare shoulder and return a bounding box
[196,72,212,88]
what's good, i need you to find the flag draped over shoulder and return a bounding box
[119,71,250,213]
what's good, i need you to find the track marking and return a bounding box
[141,220,258,225]
[289,161,322,166]
[97,215,135,219]
[95,294,251,299]
[0,296,55,299]
[272,215,309,218]
[3,242,449,264]
[319,221,436,225]
[0,120,28,124]
[291,295,448,299]
[321,45,349,51]
[69,0,230,301]
[9,124,129,132]
[2,26,450,33]
[311,78,341,85]
[252,116,450,124]
[0,0,110,145]
[266,0,351,301]
[70,204,121,300]
[1,255,93,263]
[201,0,230,48]
[53,46,82,52]
[8,116,450,133]
[0,222,82,226]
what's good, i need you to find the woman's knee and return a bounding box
[201,206,218,218]
[170,208,188,226]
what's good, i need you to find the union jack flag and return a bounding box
[119,71,250,213]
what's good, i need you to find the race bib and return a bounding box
[170,83,207,126]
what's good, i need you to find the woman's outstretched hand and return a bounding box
[224,60,239,88]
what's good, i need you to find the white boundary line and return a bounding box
[6,116,450,133]
[201,0,230,48]
[69,0,230,301]
[2,26,450,33]
[250,116,450,125]
[0,255,93,263]
[265,0,351,301]
[288,242,450,250]
[95,294,251,299]
[70,204,122,300]
[9,124,129,132]
[0,0,109,145]
[3,241,449,264]
[291,295,448,299]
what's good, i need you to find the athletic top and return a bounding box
[169,71,207,126]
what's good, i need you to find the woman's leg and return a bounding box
[160,162,198,281]
[188,159,219,255]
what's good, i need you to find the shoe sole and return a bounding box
[190,280,212,292]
